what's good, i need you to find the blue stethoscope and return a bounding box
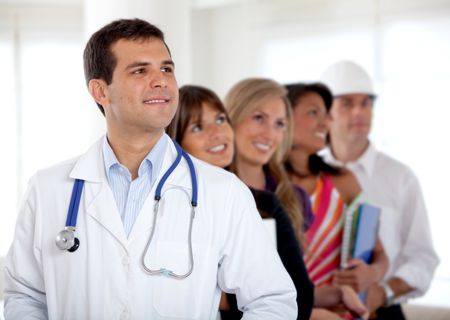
[55,140,198,279]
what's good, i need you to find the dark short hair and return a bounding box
[83,18,168,115]
[285,82,333,112]
[166,85,228,144]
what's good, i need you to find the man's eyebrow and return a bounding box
[125,60,175,70]
[161,59,175,69]
[162,59,175,68]
[125,61,149,70]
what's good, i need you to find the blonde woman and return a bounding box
[224,78,312,242]
[225,78,369,320]
[167,84,314,320]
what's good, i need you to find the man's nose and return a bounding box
[149,70,167,88]
[351,104,366,116]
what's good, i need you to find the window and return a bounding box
[0,17,18,256]
[0,6,100,257]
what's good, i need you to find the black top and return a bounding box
[220,188,314,320]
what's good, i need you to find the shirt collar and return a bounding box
[103,136,120,177]
[319,147,344,167]
[102,134,168,181]
[320,142,377,177]
[143,133,167,179]
[351,142,377,177]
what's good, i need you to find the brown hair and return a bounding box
[83,18,168,115]
[166,85,229,144]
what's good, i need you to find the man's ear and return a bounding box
[88,79,110,108]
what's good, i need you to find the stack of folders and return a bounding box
[340,202,381,301]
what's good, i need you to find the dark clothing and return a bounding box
[375,305,406,320]
[220,188,314,320]
[264,170,315,230]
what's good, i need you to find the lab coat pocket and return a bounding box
[152,241,217,319]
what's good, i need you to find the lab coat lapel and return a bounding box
[69,137,129,252]
[128,139,193,244]
[85,183,129,251]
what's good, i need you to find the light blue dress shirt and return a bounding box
[102,134,168,237]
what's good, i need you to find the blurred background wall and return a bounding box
[1,0,449,309]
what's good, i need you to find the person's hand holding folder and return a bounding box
[336,202,389,302]
[333,259,376,293]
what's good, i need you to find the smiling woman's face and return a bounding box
[291,91,329,155]
[181,102,234,168]
[233,96,287,167]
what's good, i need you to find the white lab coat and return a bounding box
[4,136,297,320]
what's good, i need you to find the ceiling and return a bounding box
[0,0,81,4]
[0,0,242,8]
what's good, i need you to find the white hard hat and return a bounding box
[319,60,375,97]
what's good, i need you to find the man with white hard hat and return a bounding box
[319,60,439,319]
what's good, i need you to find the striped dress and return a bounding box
[303,173,346,285]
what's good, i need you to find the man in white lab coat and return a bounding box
[3,18,297,319]
[319,60,439,319]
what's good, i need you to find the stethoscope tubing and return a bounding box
[141,201,195,279]
[56,139,198,279]
[66,179,84,227]
[182,149,198,207]
[141,142,197,279]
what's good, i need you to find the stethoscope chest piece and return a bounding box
[55,228,80,252]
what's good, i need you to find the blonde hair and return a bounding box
[224,78,304,242]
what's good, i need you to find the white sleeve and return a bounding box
[391,173,439,299]
[4,176,48,319]
[217,176,297,320]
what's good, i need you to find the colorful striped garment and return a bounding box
[304,173,345,286]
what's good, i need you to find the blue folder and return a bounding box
[352,203,380,301]
[352,203,380,263]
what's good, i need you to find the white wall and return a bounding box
[0,3,94,256]
[192,0,450,93]
[190,0,450,307]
